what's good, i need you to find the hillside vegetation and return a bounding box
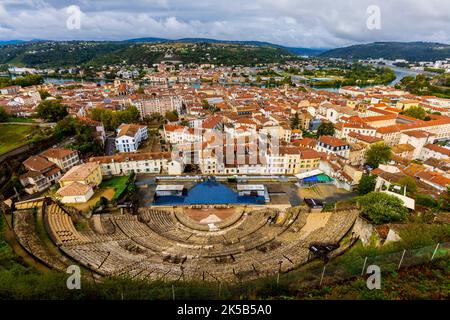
[320,42,450,61]
[0,41,296,68]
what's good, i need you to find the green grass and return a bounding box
[0,124,35,154]
[7,117,35,123]
[100,175,129,200]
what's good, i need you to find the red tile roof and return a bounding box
[319,135,349,147]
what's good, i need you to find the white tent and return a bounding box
[295,169,323,180]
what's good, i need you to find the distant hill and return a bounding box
[0,40,26,46]
[320,42,450,61]
[0,40,302,68]
[126,37,326,56]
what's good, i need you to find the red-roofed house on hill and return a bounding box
[202,115,224,131]
[420,144,450,161]
[316,135,350,158]
[20,155,62,194]
[334,122,376,139]
[40,148,80,172]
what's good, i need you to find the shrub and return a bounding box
[415,194,437,208]
[358,192,409,224]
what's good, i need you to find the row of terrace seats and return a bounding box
[46,204,90,246]
[322,210,359,243]
[61,240,149,276]
[14,200,43,210]
[113,217,156,238]
[56,208,360,282]
[139,209,177,233]
[299,210,359,247]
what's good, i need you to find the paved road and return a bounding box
[105,137,115,156]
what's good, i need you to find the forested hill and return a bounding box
[0,40,305,68]
[319,42,450,61]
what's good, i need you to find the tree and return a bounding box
[439,186,450,211]
[358,174,378,195]
[10,74,44,87]
[165,110,179,122]
[180,119,190,127]
[201,100,210,110]
[91,106,140,130]
[38,90,51,100]
[398,176,417,193]
[415,194,437,208]
[365,142,392,168]
[136,87,145,94]
[400,106,427,120]
[117,106,140,124]
[358,192,409,224]
[290,113,300,129]
[54,117,102,156]
[54,117,78,140]
[0,107,10,122]
[317,122,335,136]
[36,100,68,122]
[142,113,164,126]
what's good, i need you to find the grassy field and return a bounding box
[100,175,129,200]
[0,124,35,154]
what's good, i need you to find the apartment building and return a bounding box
[419,144,450,161]
[40,148,80,172]
[115,124,148,153]
[134,96,183,118]
[59,162,102,188]
[164,124,200,145]
[334,122,377,139]
[20,155,62,194]
[89,152,184,176]
[316,135,350,158]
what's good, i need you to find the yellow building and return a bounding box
[396,99,420,111]
[59,162,102,188]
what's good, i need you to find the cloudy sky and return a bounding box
[0,0,449,48]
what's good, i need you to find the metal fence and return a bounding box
[281,242,449,291]
[165,242,450,299]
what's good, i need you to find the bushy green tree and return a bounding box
[38,90,51,100]
[290,113,300,129]
[54,117,102,156]
[415,194,437,208]
[0,107,10,122]
[90,106,140,130]
[36,100,68,122]
[398,176,417,193]
[440,187,450,211]
[165,110,179,122]
[317,122,335,136]
[358,192,409,224]
[358,174,378,195]
[365,142,392,168]
[400,106,427,120]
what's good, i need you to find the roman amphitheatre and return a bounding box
[8,188,360,283]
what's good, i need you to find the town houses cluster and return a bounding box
[2,62,450,205]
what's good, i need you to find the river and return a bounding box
[2,65,433,92]
[312,66,432,92]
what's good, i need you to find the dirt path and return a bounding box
[3,222,50,273]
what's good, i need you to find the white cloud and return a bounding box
[0,0,449,48]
